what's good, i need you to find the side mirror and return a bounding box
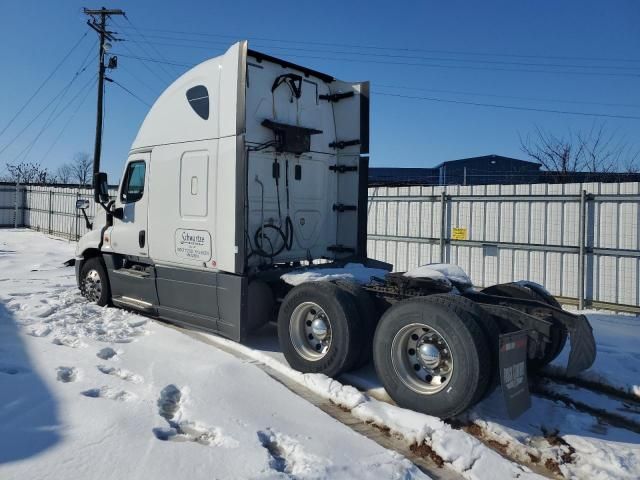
[94,172,110,204]
[76,199,90,210]
[76,198,93,230]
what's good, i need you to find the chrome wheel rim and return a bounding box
[289,302,332,361]
[391,323,453,395]
[83,269,102,302]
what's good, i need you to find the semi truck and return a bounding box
[75,41,596,419]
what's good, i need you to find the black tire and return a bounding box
[431,295,500,402]
[277,282,362,377]
[79,257,111,306]
[333,280,380,370]
[481,283,567,370]
[373,295,491,418]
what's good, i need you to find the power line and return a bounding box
[117,62,164,98]
[376,84,640,110]
[121,16,182,77]
[113,28,176,83]
[0,53,98,157]
[373,91,640,121]
[15,72,97,164]
[118,42,177,85]
[110,79,152,107]
[115,25,640,64]
[123,32,640,73]
[40,76,97,164]
[115,38,640,79]
[0,31,90,140]
[110,49,640,121]
[270,52,640,79]
[111,51,192,68]
[11,56,96,162]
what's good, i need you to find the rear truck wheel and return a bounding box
[373,295,491,419]
[332,280,380,369]
[277,282,362,377]
[79,257,111,306]
[481,283,568,371]
[428,294,500,402]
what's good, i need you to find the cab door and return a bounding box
[110,153,150,257]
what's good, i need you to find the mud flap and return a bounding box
[565,314,597,377]
[499,330,531,419]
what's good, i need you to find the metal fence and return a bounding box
[2,181,639,313]
[367,182,640,313]
[0,183,117,240]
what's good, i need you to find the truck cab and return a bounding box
[76,41,371,341]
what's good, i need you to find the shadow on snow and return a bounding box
[0,301,60,464]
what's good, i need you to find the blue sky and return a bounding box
[1,0,639,180]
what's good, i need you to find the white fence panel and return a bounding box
[368,181,640,312]
[1,181,639,312]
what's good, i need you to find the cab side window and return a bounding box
[120,161,146,203]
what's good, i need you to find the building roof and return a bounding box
[433,154,541,170]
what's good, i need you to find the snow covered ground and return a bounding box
[1,229,639,479]
[0,230,424,480]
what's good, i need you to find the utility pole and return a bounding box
[83,7,125,201]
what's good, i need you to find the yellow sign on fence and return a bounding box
[452,227,468,240]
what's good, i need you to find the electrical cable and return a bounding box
[13,54,96,163]
[284,158,293,251]
[116,37,640,78]
[373,91,640,121]
[117,62,164,99]
[15,72,97,164]
[110,51,191,68]
[0,52,98,157]
[0,31,90,140]
[39,76,97,163]
[120,16,183,77]
[115,25,640,64]
[375,84,640,110]
[115,43,175,86]
[110,79,152,107]
[122,33,640,73]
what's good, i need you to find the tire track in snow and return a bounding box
[540,370,640,404]
[531,377,640,435]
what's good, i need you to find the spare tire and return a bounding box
[277,282,363,377]
[373,295,491,418]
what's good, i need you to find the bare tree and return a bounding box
[621,151,640,174]
[70,152,93,186]
[578,124,630,174]
[56,163,73,184]
[519,124,638,177]
[5,162,52,184]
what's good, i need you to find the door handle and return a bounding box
[139,230,146,248]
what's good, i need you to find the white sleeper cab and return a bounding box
[76,41,596,419]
